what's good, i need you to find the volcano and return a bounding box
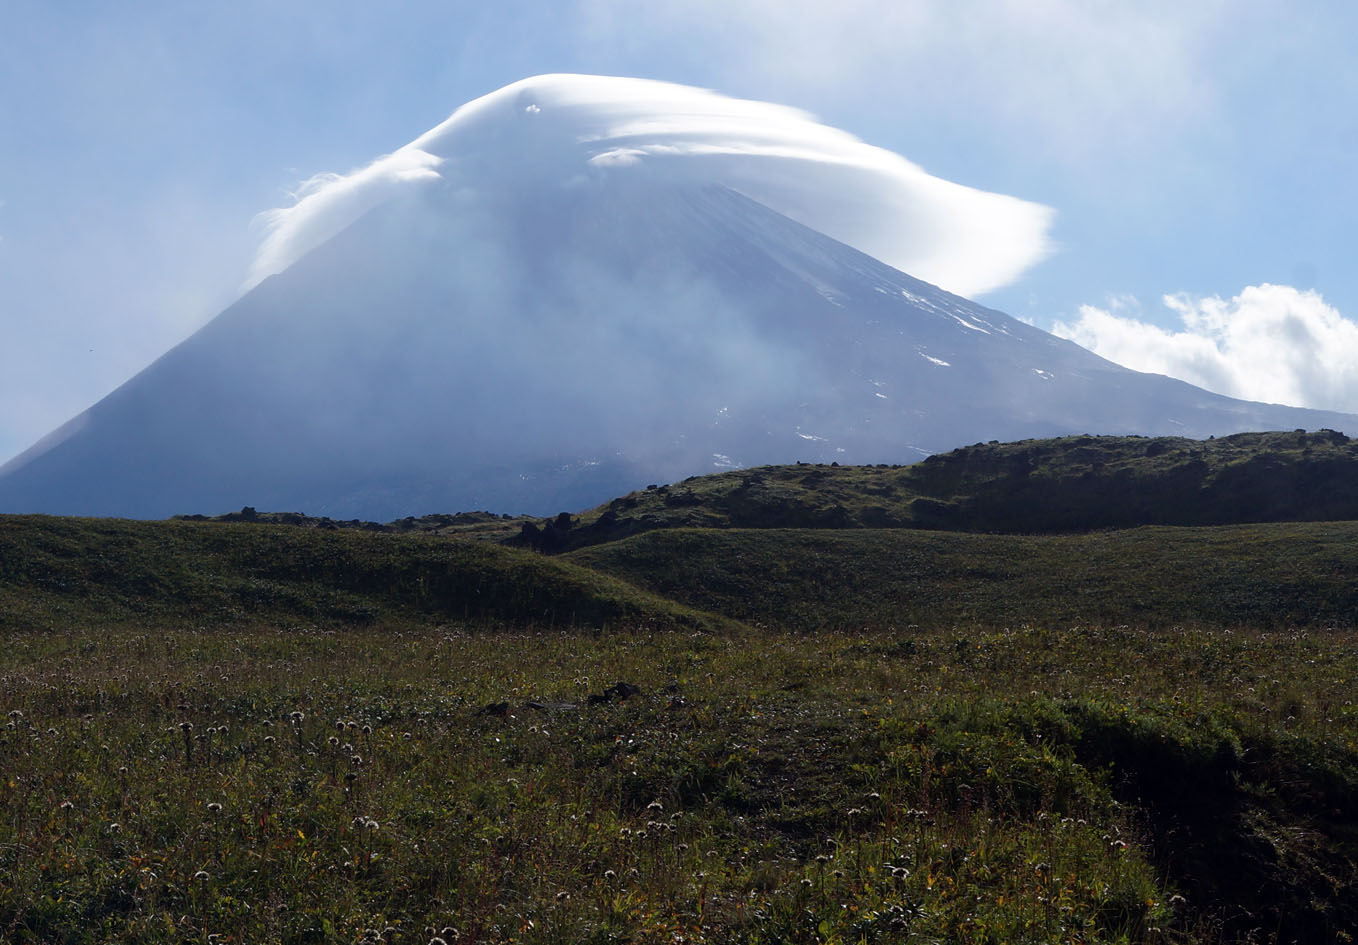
[2,76,1354,519]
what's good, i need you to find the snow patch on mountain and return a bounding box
[249,74,1054,298]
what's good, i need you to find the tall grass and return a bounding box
[2,622,1353,943]
[568,523,1358,629]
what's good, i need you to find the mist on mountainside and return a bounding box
[2,76,1355,520]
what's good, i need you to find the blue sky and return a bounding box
[3,1,1356,464]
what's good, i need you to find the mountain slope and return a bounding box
[2,179,1354,519]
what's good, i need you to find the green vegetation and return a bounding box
[0,515,729,633]
[3,623,1355,944]
[7,515,1358,636]
[4,432,1358,943]
[172,431,1358,553]
[515,429,1358,552]
[567,522,1358,630]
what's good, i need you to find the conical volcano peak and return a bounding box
[251,74,1055,297]
[4,77,1355,521]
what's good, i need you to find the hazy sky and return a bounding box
[3,1,1356,464]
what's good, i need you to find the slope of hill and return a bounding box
[5,510,1357,634]
[0,516,729,632]
[565,522,1358,630]
[515,429,1358,551]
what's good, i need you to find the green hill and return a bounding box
[515,429,1358,551]
[6,512,1356,635]
[566,521,1358,630]
[0,515,731,632]
[9,429,1358,634]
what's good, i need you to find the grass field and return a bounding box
[3,621,1355,943]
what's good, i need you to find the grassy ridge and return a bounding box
[567,522,1358,630]
[7,514,1358,634]
[521,430,1358,552]
[0,515,731,632]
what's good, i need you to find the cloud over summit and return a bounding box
[249,74,1054,297]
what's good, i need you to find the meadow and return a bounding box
[3,616,1356,943]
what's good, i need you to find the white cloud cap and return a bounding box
[1054,284,1358,413]
[249,74,1053,296]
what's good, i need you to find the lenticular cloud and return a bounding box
[249,74,1053,297]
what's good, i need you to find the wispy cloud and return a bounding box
[577,0,1227,166]
[1053,284,1358,413]
[249,74,1053,297]
[249,149,443,288]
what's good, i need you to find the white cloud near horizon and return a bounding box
[249,74,1054,297]
[1054,284,1358,414]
